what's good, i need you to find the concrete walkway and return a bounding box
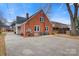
[5,32,79,56]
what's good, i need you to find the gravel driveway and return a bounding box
[5,32,79,56]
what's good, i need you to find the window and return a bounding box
[40,17,44,22]
[34,25,40,32]
[45,26,48,31]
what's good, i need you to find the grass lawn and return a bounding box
[0,32,6,56]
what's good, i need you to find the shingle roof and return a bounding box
[16,16,27,24]
[16,9,44,25]
[51,21,69,28]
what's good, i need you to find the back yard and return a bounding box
[5,32,79,56]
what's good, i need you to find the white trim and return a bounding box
[45,26,48,32]
[15,24,22,34]
[34,25,40,32]
[40,16,44,22]
[16,24,22,26]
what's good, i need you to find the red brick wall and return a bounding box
[20,11,52,37]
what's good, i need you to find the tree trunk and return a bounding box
[71,18,77,35]
[66,3,78,36]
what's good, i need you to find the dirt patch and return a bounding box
[54,34,79,40]
[0,34,6,56]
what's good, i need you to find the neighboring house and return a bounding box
[0,25,4,32]
[0,19,11,32]
[15,10,52,37]
[51,21,70,34]
[0,21,6,32]
[0,24,11,32]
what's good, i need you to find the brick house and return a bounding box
[15,10,52,37]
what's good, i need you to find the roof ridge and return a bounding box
[28,9,44,18]
[16,16,26,19]
[51,21,68,25]
[20,9,44,25]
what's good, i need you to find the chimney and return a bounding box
[26,13,29,19]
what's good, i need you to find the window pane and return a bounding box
[34,26,39,32]
[34,26,36,31]
[40,17,44,22]
[45,26,48,31]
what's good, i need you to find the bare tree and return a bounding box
[37,3,52,20]
[11,21,16,27]
[0,10,5,26]
[66,3,79,35]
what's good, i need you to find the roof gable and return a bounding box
[21,9,47,25]
[16,9,48,25]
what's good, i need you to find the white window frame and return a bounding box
[34,25,40,32]
[40,17,44,22]
[45,26,48,32]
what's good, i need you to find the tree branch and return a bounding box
[66,3,73,19]
[73,3,78,20]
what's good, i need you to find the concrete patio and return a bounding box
[5,32,79,56]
